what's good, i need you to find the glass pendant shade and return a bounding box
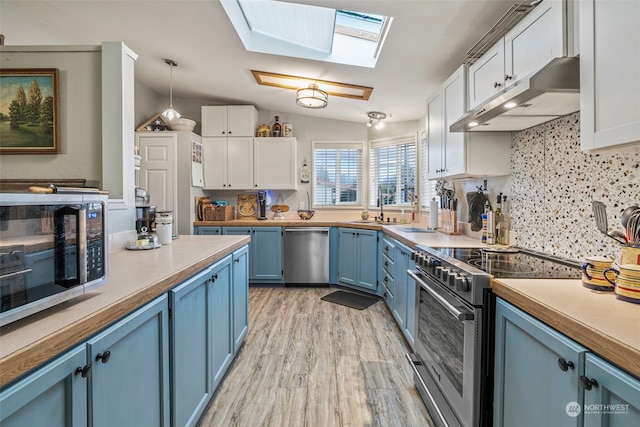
[296,84,328,109]
[161,59,181,121]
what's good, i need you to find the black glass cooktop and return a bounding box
[435,247,582,279]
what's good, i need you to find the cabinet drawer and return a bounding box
[381,238,396,260]
[381,253,394,277]
[381,271,394,295]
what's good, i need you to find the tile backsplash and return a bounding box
[510,112,640,261]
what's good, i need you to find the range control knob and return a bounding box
[448,272,458,287]
[434,266,444,278]
[440,268,450,281]
[455,275,470,292]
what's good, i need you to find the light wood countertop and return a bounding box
[492,278,640,378]
[0,235,250,387]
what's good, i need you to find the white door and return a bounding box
[227,106,257,137]
[201,106,228,136]
[254,138,297,190]
[504,0,565,86]
[426,90,443,180]
[468,38,505,110]
[580,0,640,150]
[442,66,466,178]
[202,137,228,189]
[138,133,177,216]
[226,137,254,190]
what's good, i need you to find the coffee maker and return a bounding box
[135,188,156,233]
[257,191,267,220]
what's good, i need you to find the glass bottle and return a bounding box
[495,193,504,245]
[271,115,282,137]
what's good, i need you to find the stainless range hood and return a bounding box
[450,57,580,132]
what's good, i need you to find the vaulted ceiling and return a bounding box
[1,0,524,125]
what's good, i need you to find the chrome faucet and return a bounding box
[378,185,384,222]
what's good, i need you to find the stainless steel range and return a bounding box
[406,246,581,427]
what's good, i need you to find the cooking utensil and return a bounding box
[592,201,626,245]
[608,230,628,245]
[621,205,640,228]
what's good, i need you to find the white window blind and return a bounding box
[312,141,364,207]
[369,134,416,210]
[419,131,437,209]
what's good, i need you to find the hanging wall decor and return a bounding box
[0,68,60,154]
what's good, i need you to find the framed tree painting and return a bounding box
[0,68,60,154]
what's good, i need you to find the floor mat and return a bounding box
[320,290,379,310]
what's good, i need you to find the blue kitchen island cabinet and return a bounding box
[0,346,88,427]
[87,295,170,427]
[232,245,249,354]
[494,298,587,427]
[582,353,640,427]
[337,228,378,292]
[169,263,217,427]
[223,226,283,283]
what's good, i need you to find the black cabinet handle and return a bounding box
[383,276,388,283]
[384,261,389,267]
[557,358,575,371]
[505,74,513,81]
[494,81,502,88]
[96,351,111,364]
[211,273,218,282]
[579,375,599,390]
[75,364,92,378]
[234,258,240,263]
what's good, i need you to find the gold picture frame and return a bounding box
[0,68,60,154]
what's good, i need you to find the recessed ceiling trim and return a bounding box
[251,70,373,101]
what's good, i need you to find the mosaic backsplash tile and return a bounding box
[511,112,640,261]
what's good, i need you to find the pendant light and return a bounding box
[296,84,328,109]
[161,59,181,121]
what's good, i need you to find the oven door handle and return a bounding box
[408,269,474,321]
[0,269,32,281]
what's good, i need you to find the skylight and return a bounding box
[221,0,392,68]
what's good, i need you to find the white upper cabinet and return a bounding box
[468,39,505,111]
[580,0,640,150]
[202,137,254,190]
[428,66,511,180]
[468,0,570,110]
[201,105,258,137]
[425,91,443,180]
[253,138,297,190]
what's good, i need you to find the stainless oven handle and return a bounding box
[408,269,474,321]
[0,269,32,280]
[405,353,449,427]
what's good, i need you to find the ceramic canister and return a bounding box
[614,264,640,304]
[620,246,640,266]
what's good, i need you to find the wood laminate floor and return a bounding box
[198,286,434,427]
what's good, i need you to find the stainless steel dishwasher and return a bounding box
[283,227,329,284]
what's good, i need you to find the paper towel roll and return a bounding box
[430,198,439,229]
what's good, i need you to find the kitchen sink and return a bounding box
[396,227,436,233]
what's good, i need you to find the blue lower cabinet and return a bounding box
[232,245,249,354]
[87,295,170,427]
[582,353,640,427]
[169,266,215,427]
[0,346,88,427]
[395,241,416,348]
[337,228,378,292]
[494,298,587,427]
[223,227,283,283]
[210,256,234,389]
[194,226,221,235]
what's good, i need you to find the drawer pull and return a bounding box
[579,376,599,390]
[557,358,575,371]
[75,364,92,378]
[96,351,111,364]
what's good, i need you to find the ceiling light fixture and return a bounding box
[161,59,181,121]
[252,70,373,101]
[296,84,329,109]
[367,111,387,129]
[504,101,518,109]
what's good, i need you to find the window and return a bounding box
[313,141,364,207]
[222,0,393,68]
[369,134,416,210]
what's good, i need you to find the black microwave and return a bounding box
[0,193,109,326]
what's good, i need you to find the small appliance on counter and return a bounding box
[257,191,267,220]
[0,192,109,326]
